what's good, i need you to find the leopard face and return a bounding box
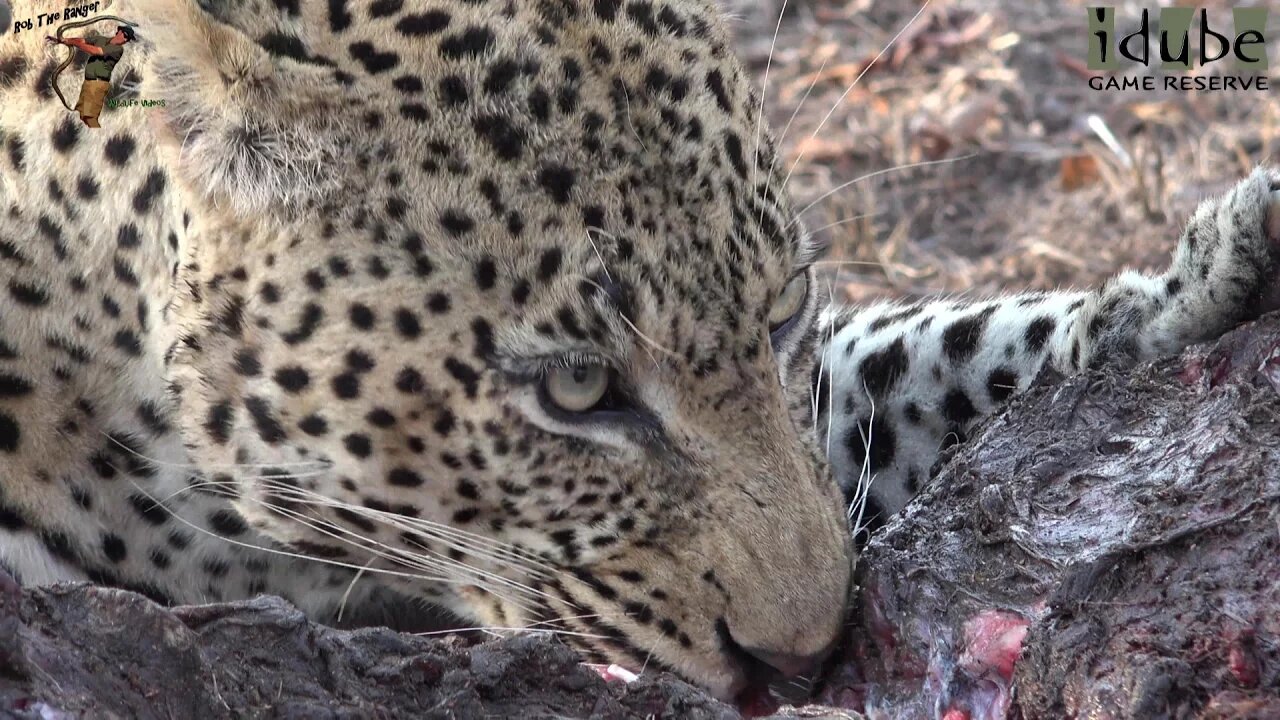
[119,0,852,699]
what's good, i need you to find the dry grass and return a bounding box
[724,0,1280,304]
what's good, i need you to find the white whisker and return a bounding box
[337,558,375,623]
[258,495,548,614]
[124,480,468,588]
[805,213,880,239]
[751,0,793,192]
[412,625,611,641]
[787,155,978,229]
[100,431,326,471]
[781,0,934,191]
[585,227,614,282]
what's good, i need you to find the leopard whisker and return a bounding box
[847,380,877,543]
[265,481,563,579]
[259,482,572,608]
[257,497,550,614]
[123,480,484,590]
[786,155,978,230]
[806,213,880,240]
[780,0,934,192]
[584,227,614,283]
[412,625,611,641]
[751,0,792,193]
[100,431,327,471]
[769,53,829,176]
[823,277,839,459]
[336,558,375,624]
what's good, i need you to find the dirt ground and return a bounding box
[722,0,1280,304]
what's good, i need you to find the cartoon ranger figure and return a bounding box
[45,24,136,128]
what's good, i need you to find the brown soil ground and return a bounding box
[723,0,1280,304]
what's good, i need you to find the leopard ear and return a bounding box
[135,0,356,219]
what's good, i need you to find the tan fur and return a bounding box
[0,0,852,700]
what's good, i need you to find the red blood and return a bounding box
[1209,354,1232,388]
[736,685,780,718]
[942,709,970,720]
[959,611,1029,682]
[1178,358,1205,385]
[1229,640,1260,688]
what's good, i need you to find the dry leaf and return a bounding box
[1060,154,1102,191]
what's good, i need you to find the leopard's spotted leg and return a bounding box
[815,167,1280,527]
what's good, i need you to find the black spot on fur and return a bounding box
[594,0,621,21]
[474,258,497,289]
[439,75,469,105]
[369,0,403,17]
[132,170,167,215]
[332,373,361,399]
[0,497,26,529]
[537,248,563,281]
[348,41,399,74]
[440,26,496,60]
[245,396,286,444]
[393,75,424,93]
[75,175,99,200]
[394,308,422,339]
[942,388,978,426]
[987,366,1019,404]
[388,467,424,487]
[943,306,996,365]
[259,32,309,61]
[397,11,451,36]
[858,336,909,397]
[472,114,525,160]
[282,303,324,345]
[51,116,79,154]
[299,414,329,436]
[209,509,248,537]
[205,401,234,445]
[137,401,171,436]
[0,412,19,452]
[113,330,143,357]
[129,493,170,525]
[102,533,127,563]
[328,0,352,31]
[705,69,732,113]
[103,134,135,166]
[538,165,576,203]
[0,373,33,398]
[6,137,24,171]
[427,293,451,314]
[445,358,481,399]
[274,366,311,393]
[439,209,475,237]
[0,56,27,88]
[1024,316,1056,353]
[9,280,49,307]
[845,413,897,476]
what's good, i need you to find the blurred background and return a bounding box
[720,0,1280,304]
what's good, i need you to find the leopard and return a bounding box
[0,0,1277,706]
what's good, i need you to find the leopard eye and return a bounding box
[544,365,610,413]
[768,275,808,332]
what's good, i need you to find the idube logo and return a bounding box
[1087,7,1270,92]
